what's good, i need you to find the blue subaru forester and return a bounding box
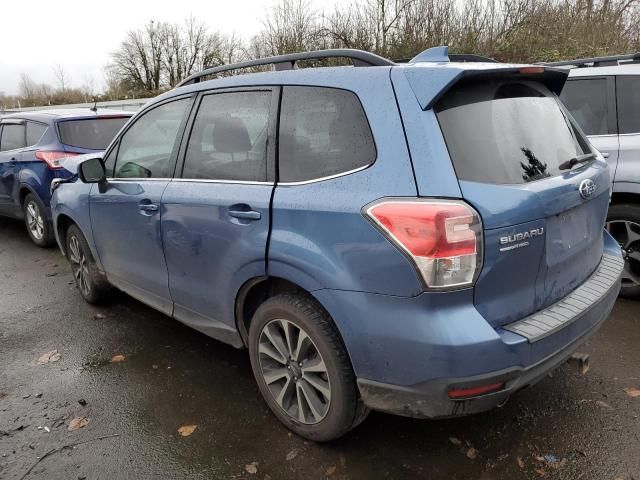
[51,47,624,441]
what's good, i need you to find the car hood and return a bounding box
[60,152,104,175]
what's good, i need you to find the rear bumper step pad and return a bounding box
[503,253,624,343]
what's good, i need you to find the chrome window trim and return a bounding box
[106,177,173,182]
[171,178,273,186]
[587,134,618,138]
[277,164,372,186]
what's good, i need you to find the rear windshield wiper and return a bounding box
[558,152,596,171]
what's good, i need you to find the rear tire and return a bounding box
[23,193,53,247]
[65,224,111,304]
[248,292,368,441]
[606,203,640,299]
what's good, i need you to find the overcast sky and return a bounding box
[0,0,338,96]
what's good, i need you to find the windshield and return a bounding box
[58,117,129,150]
[435,79,591,185]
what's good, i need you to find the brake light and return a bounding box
[519,66,545,74]
[35,150,79,170]
[365,199,483,289]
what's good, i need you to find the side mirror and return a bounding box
[78,157,106,184]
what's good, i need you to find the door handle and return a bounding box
[228,210,261,220]
[138,203,159,212]
[600,151,610,159]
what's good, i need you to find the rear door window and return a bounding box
[0,124,26,151]
[58,117,129,150]
[114,98,190,179]
[26,122,47,146]
[436,80,590,185]
[560,78,610,135]
[278,86,376,182]
[182,91,271,181]
[616,76,640,134]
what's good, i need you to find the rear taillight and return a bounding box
[365,199,483,289]
[35,150,79,170]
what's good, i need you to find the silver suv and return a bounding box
[551,53,640,298]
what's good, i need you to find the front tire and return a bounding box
[606,203,640,299]
[248,292,368,441]
[23,193,53,247]
[65,224,111,304]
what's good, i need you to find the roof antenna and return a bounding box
[90,99,98,113]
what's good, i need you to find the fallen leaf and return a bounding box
[449,436,462,446]
[245,462,258,474]
[68,417,89,432]
[325,465,337,475]
[110,354,126,363]
[596,400,613,410]
[466,447,478,459]
[534,467,546,476]
[38,350,61,365]
[177,425,197,437]
[517,457,525,469]
[286,448,299,461]
[624,387,640,398]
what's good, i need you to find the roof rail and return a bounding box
[177,49,395,87]
[543,52,640,68]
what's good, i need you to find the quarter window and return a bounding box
[26,122,47,146]
[183,91,271,181]
[0,124,26,151]
[114,98,190,179]
[617,76,640,134]
[278,86,376,182]
[560,78,609,136]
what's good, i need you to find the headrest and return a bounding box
[212,116,251,153]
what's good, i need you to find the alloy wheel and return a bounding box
[68,235,91,296]
[26,201,44,240]
[606,219,640,288]
[258,319,331,424]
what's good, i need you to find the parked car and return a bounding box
[551,53,640,298]
[51,47,623,441]
[0,109,132,246]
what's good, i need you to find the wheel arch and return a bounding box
[611,190,640,206]
[55,213,76,255]
[234,276,352,366]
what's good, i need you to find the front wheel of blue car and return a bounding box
[65,224,111,304]
[248,292,368,441]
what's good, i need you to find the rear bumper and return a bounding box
[313,230,622,419]
[357,282,617,418]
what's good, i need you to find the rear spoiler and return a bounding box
[403,65,568,110]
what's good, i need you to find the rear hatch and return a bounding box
[433,75,610,327]
[56,116,129,154]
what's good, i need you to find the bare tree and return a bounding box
[53,63,69,92]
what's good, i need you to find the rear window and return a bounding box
[436,80,590,185]
[57,117,129,150]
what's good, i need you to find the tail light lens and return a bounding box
[365,199,483,289]
[35,150,79,170]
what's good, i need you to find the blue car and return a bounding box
[0,109,131,246]
[51,47,623,441]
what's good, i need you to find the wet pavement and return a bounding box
[0,216,639,480]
